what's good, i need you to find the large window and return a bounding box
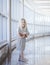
[34,12,50,34]
[11,0,20,39]
[24,6,34,34]
[3,17,7,40]
[0,0,7,42]
[11,0,25,39]
[0,15,3,41]
[11,20,18,38]
[0,0,3,13]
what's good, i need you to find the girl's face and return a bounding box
[21,20,26,28]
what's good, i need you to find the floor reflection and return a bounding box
[2,39,34,65]
[2,54,11,65]
[2,37,50,65]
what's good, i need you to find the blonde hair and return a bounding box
[19,18,27,30]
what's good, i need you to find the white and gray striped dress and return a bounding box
[17,27,29,52]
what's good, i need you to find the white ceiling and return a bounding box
[25,0,50,16]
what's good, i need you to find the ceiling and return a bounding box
[25,0,50,16]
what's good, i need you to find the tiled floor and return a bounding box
[2,36,50,65]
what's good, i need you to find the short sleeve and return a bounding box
[18,27,21,33]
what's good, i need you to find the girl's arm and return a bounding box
[19,33,25,38]
[25,33,29,38]
[19,33,23,36]
[19,33,29,38]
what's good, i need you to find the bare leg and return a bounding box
[20,51,24,59]
[19,51,28,62]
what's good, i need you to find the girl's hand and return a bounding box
[19,33,28,38]
[22,34,27,38]
[25,34,27,37]
[22,34,26,38]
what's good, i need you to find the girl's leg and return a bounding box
[19,50,25,61]
[19,42,25,59]
[19,51,28,62]
[19,51,24,59]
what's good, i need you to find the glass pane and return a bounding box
[13,0,17,20]
[0,0,3,13]
[11,0,14,19]
[16,0,20,20]
[27,24,34,34]
[24,6,33,24]
[13,21,17,38]
[0,15,3,41]
[11,20,14,38]
[3,0,7,15]
[3,17,7,40]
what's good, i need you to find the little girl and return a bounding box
[18,18,29,62]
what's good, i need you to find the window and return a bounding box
[0,0,7,42]
[0,0,3,13]
[0,15,3,41]
[3,0,7,15]
[24,6,33,24]
[3,17,7,40]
